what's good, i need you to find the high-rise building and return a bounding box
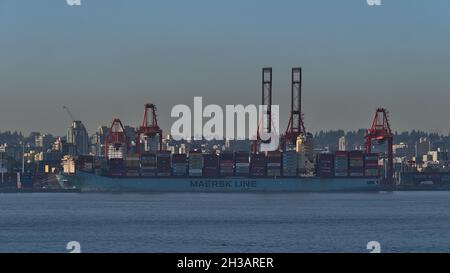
[0,149,9,173]
[88,126,110,156]
[27,132,40,148]
[338,136,347,151]
[0,144,23,163]
[98,126,109,143]
[415,137,431,164]
[432,140,447,153]
[393,142,415,159]
[35,134,54,151]
[52,137,63,152]
[90,133,101,156]
[67,121,89,155]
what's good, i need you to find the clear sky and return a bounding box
[1,0,449,136]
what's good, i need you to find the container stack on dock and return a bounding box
[251,154,266,177]
[188,150,203,177]
[316,153,335,178]
[364,153,380,177]
[0,173,20,189]
[77,155,94,173]
[124,154,140,177]
[219,152,234,177]
[172,154,187,176]
[282,151,298,177]
[140,153,157,177]
[62,155,76,174]
[349,151,364,177]
[235,152,250,176]
[157,151,171,176]
[334,151,349,177]
[267,151,282,177]
[203,153,219,177]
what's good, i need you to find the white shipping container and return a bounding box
[107,145,126,159]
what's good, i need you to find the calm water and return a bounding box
[1,191,450,253]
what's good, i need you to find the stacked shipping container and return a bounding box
[140,153,157,176]
[124,154,140,177]
[235,152,250,176]
[203,153,219,177]
[157,151,171,176]
[349,151,364,177]
[172,154,187,176]
[250,154,266,177]
[188,150,203,177]
[316,153,335,178]
[364,153,380,177]
[282,151,297,177]
[219,152,234,177]
[108,158,125,176]
[267,151,281,177]
[106,144,126,159]
[97,150,382,179]
[334,151,349,177]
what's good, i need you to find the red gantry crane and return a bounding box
[364,108,394,185]
[105,118,129,159]
[135,103,163,154]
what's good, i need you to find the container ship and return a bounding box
[56,150,381,192]
[56,68,386,192]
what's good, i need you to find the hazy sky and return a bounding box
[1,0,450,136]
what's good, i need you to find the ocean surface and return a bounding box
[1,191,450,253]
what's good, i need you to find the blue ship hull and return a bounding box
[56,172,381,192]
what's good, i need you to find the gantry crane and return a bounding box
[104,118,129,158]
[364,108,394,185]
[284,67,306,146]
[135,103,163,154]
[252,68,273,153]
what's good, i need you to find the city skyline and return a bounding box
[1,0,450,135]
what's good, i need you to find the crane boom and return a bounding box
[63,106,76,121]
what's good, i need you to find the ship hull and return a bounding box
[56,172,381,192]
